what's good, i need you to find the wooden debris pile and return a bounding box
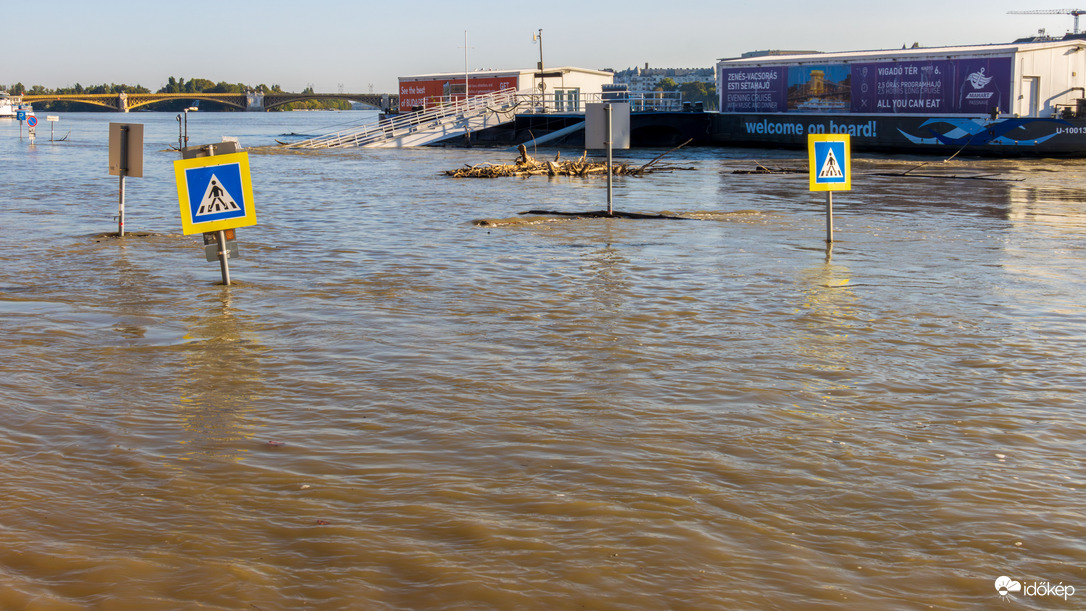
[445,140,694,178]
[445,145,628,178]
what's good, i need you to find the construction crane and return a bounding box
[1008,9,1086,35]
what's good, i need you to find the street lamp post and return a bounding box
[532,29,545,106]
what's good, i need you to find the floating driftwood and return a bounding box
[472,210,692,226]
[869,172,1024,181]
[445,141,694,178]
[731,161,805,175]
[870,162,1024,181]
[518,209,692,220]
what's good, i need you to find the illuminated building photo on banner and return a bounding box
[788,65,851,113]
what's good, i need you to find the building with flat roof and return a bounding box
[399,67,613,111]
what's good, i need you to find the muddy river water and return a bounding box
[1,112,1084,609]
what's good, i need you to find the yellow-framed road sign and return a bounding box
[808,134,851,192]
[174,152,256,235]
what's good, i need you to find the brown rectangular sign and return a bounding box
[108,123,144,177]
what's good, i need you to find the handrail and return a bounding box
[291,88,521,149]
[512,91,688,113]
[288,89,692,149]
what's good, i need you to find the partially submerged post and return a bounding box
[46,115,59,142]
[207,146,230,286]
[606,104,613,214]
[108,123,144,237]
[585,102,630,215]
[807,134,852,243]
[174,139,255,287]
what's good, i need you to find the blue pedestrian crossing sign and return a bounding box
[808,134,851,192]
[174,152,256,235]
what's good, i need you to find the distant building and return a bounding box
[738,50,821,59]
[610,64,716,91]
[399,67,613,111]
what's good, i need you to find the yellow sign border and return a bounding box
[808,134,852,192]
[174,152,256,235]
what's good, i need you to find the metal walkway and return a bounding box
[289,89,522,149]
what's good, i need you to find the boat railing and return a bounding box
[1055,101,1086,119]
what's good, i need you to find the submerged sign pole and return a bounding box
[118,126,127,236]
[207,148,231,286]
[808,134,851,243]
[606,103,613,215]
[825,193,834,246]
[174,150,256,286]
[585,102,630,216]
[108,123,145,237]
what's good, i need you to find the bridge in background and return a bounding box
[19,91,396,112]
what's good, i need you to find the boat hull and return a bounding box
[460,112,714,148]
[710,113,1086,156]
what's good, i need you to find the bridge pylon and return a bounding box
[246,91,265,111]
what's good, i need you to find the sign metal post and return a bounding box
[808,134,852,244]
[586,102,631,216]
[108,123,144,237]
[46,115,59,142]
[174,148,256,286]
[206,147,231,286]
[118,125,128,236]
[606,103,613,215]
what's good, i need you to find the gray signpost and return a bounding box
[46,115,59,142]
[585,102,631,216]
[108,123,144,237]
[175,135,253,287]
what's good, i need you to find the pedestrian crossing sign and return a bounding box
[174,152,256,235]
[808,134,851,191]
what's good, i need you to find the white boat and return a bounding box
[0,92,34,118]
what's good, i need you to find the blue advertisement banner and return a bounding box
[851,60,953,113]
[955,57,1012,114]
[719,56,1012,115]
[721,67,787,113]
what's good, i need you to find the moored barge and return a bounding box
[712,35,1086,156]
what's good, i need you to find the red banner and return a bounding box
[399,76,518,110]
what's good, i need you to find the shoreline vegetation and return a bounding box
[0,77,350,112]
[3,76,716,113]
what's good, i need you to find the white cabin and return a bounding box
[399,67,614,112]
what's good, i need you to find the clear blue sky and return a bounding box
[3,0,1070,93]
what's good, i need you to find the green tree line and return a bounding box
[1,78,350,112]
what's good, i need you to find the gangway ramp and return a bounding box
[290,89,522,149]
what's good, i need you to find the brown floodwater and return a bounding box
[1,113,1084,610]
